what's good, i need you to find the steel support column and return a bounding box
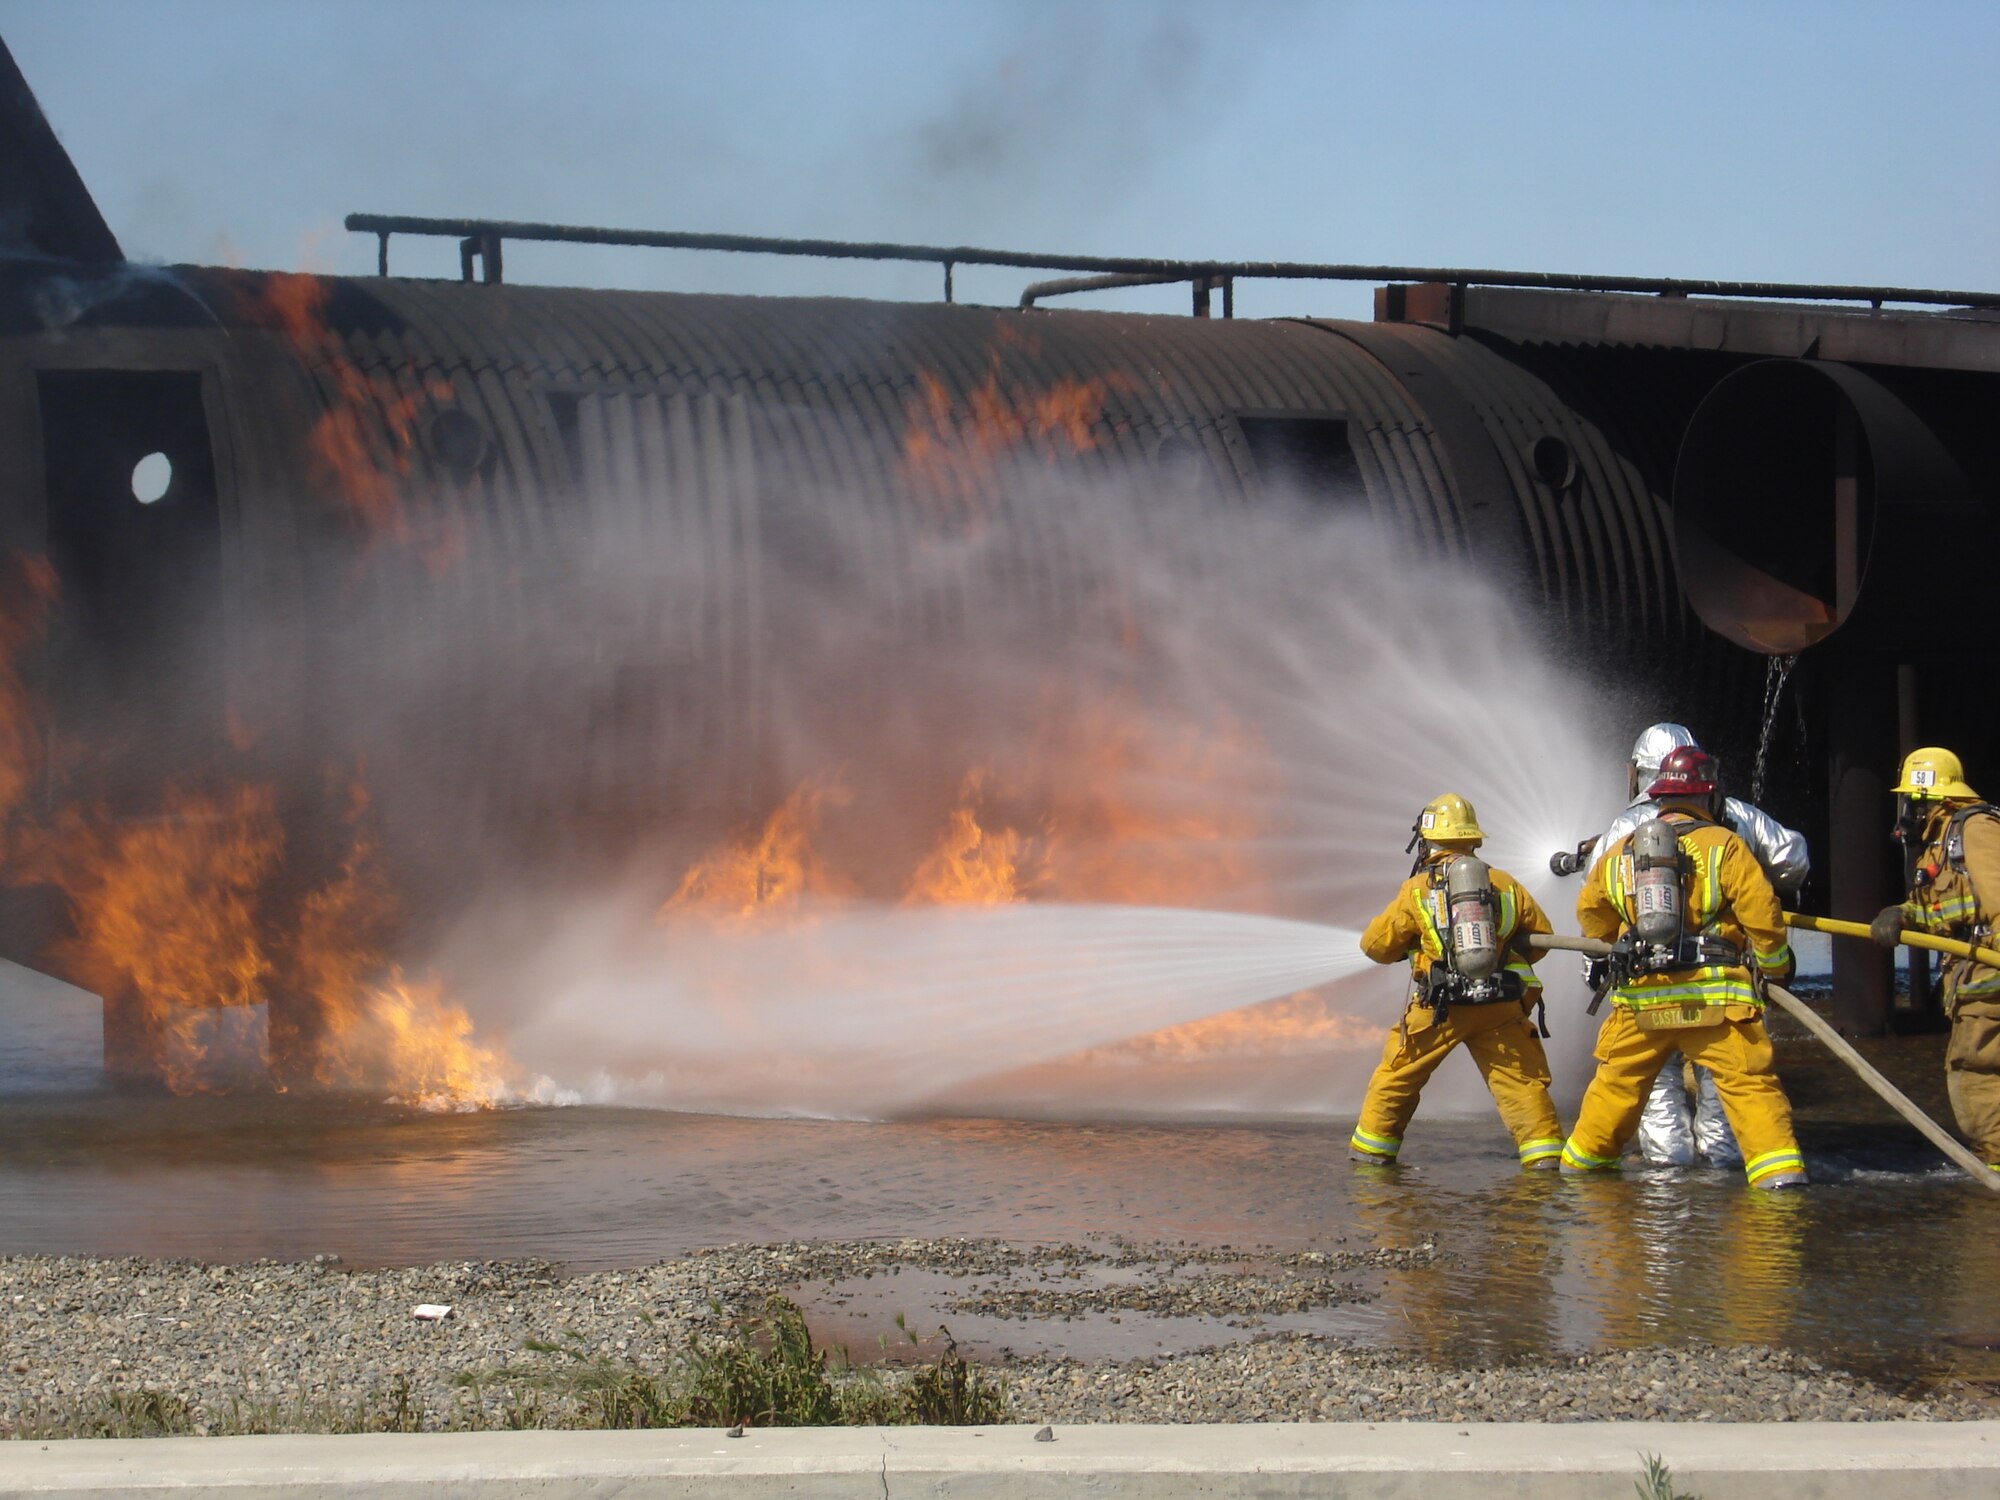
[1897,662,1939,1023]
[1829,656,1896,1034]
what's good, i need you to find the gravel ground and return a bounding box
[1,1241,1988,1432]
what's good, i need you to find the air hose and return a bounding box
[1522,932,2000,1192]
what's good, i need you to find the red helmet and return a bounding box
[1647,746,1718,798]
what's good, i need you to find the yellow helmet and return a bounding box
[1895,747,1978,800]
[1417,793,1485,844]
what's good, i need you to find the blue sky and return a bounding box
[5,0,1996,320]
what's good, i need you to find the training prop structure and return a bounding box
[7,31,2000,1072]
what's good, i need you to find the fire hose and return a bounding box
[1521,931,2000,1193]
[1781,909,2000,971]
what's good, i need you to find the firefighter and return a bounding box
[1871,748,2000,1168]
[1591,724,1809,1168]
[1352,793,1565,1170]
[1562,747,1807,1189]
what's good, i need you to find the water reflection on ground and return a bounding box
[1,1090,1993,1390]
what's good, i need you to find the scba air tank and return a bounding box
[1445,856,1501,980]
[1629,818,1686,947]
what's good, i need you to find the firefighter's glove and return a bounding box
[1870,906,1909,950]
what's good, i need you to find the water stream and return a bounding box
[498,902,1375,1116]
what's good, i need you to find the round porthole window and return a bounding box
[131,451,173,504]
[1153,434,1210,488]
[425,408,490,481]
[1531,434,1576,491]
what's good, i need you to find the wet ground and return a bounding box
[3,1021,1996,1397]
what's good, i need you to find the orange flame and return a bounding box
[1081,992,1375,1064]
[24,786,282,1093]
[0,553,58,848]
[663,777,853,922]
[253,273,464,570]
[903,772,1047,906]
[22,768,516,1105]
[285,773,396,1066]
[312,970,512,1111]
[282,773,518,1107]
[1035,700,1269,910]
[898,344,1132,517]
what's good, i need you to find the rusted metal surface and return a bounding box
[129,270,1709,680]
[15,260,1998,1035]
[1306,318,1691,656]
[182,271,1377,491]
[342,214,2000,309]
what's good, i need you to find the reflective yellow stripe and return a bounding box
[1753,940,1792,971]
[1518,1137,1563,1162]
[1493,886,1537,986]
[1561,1140,1620,1171]
[1410,884,1446,959]
[1350,1128,1401,1158]
[1605,847,1629,925]
[1691,844,1722,929]
[1745,1148,1804,1185]
[1617,971,1761,1008]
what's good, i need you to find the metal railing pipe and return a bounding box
[342,215,2000,308]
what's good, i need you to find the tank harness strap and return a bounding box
[1932,804,1997,937]
[1412,871,1447,958]
[1944,805,2000,880]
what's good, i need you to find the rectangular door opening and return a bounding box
[38,369,223,793]
[1236,413,1364,504]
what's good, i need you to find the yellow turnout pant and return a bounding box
[1561,1008,1803,1186]
[1945,1009,2000,1167]
[1351,1000,1563,1167]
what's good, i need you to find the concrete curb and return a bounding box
[2,1422,1998,1499]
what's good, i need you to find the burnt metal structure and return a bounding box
[4,38,1998,1048]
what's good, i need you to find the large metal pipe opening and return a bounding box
[1676,359,1979,1032]
[1672,359,1971,655]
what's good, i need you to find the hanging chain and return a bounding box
[1751,653,1799,805]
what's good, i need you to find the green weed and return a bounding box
[8,1389,196,1440]
[1636,1452,1700,1500]
[898,1325,1006,1426]
[4,1296,1005,1438]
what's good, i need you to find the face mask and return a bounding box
[1892,796,1928,848]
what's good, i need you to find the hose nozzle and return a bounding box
[1549,837,1598,878]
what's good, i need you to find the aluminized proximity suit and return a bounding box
[1563,804,1805,1188]
[1898,805,2000,1165]
[1592,795,1808,1167]
[1352,856,1565,1168]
